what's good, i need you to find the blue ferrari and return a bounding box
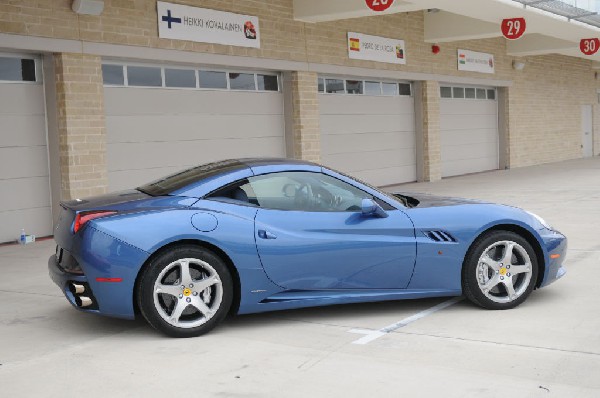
[49,158,567,337]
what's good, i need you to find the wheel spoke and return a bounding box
[501,242,515,265]
[179,260,193,286]
[156,283,182,298]
[190,296,214,317]
[480,254,499,271]
[503,278,517,300]
[481,275,501,293]
[510,264,530,275]
[170,301,188,323]
[195,274,220,292]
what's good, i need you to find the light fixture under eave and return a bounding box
[72,0,104,16]
[512,60,526,71]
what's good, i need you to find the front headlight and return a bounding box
[527,211,553,230]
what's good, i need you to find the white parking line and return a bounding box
[349,296,464,345]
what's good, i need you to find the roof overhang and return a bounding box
[293,0,600,62]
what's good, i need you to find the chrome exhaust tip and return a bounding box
[74,295,93,307]
[78,296,93,307]
[70,283,85,295]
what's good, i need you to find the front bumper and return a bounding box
[539,228,568,288]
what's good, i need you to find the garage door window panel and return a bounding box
[398,83,411,96]
[325,79,345,94]
[102,64,124,86]
[165,68,196,88]
[365,81,381,96]
[198,71,227,89]
[127,66,162,87]
[381,83,397,96]
[229,73,256,90]
[487,89,496,100]
[346,80,363,95]
[0,57,36,82]
[440,86,452,98]
[257,74,278,91]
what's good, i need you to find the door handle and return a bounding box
[258,230,277,239]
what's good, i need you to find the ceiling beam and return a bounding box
[506,33,577,56]
[425,11,501,43]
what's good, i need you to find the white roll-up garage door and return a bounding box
[440,85,499,178]
[103,63,285,191]
[319,77,416,187]
[0,54,52,243]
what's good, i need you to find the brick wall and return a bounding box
[419,81,441,181]
[289,71,320,162]
[54,53,108,200]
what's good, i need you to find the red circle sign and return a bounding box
[580,38,600,55]
[501,18,526,40]
[365,0,394,12]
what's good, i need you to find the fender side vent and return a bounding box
[424,230,456,243]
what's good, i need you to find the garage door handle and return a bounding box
[258,230,277,239]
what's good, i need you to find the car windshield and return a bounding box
[138,159,248,196]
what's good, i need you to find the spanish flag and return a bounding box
[349,37,360,52]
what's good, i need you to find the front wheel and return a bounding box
[137,245,233,337]
[462,231,538,310]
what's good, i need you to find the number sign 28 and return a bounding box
[580,38,600,56]
[501,18,526,40]
[365,0,394,12]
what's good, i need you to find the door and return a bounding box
[0,54,53,243]
[440,85,499,177]
[229,171,417,290]
[582,105,593,158]
[319,78,416,186]
[103,63,285,191]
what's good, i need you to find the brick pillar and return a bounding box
[54,53,108,200]
[416,81,441,182]
[286,71,321,162]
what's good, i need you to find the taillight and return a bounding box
[73,211,118,233]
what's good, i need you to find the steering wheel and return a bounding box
[294,183,314,210]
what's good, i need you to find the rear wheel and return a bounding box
[137,245,233,337]
[462,231,538,310]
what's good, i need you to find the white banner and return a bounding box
[457,49,494,74]
[157,2,260,48]
[347,32,406,65]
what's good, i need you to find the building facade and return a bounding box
[0,0,599,242]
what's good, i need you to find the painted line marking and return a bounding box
[349,296,464,345]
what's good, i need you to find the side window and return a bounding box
[208,172,379,212]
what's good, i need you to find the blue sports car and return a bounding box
[49,158,567,337]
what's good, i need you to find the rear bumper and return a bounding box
[49,227,151,320]
[48,254,102,314]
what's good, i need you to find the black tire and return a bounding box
[462,230,538,310]
[137,245,233,338]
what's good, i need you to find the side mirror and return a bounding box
[361,198,389,218]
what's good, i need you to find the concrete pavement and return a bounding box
[1,157,599,397]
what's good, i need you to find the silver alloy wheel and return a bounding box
[476,240,533,304]
[153,258,223,329]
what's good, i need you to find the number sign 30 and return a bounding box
[580,38,600,56]
[501,18,526,40]
[365,0,394,12]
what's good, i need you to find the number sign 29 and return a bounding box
[580,38,600,56]
[365,0,394,12]
[501,18,526,40]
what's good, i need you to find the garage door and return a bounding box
[319,77,416,187]
[0,54,52,243]
[440,85,499,177]
[103,63,285,191]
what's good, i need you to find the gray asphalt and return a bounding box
[1,157,599,397]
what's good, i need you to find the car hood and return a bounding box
[392,192,489,208]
